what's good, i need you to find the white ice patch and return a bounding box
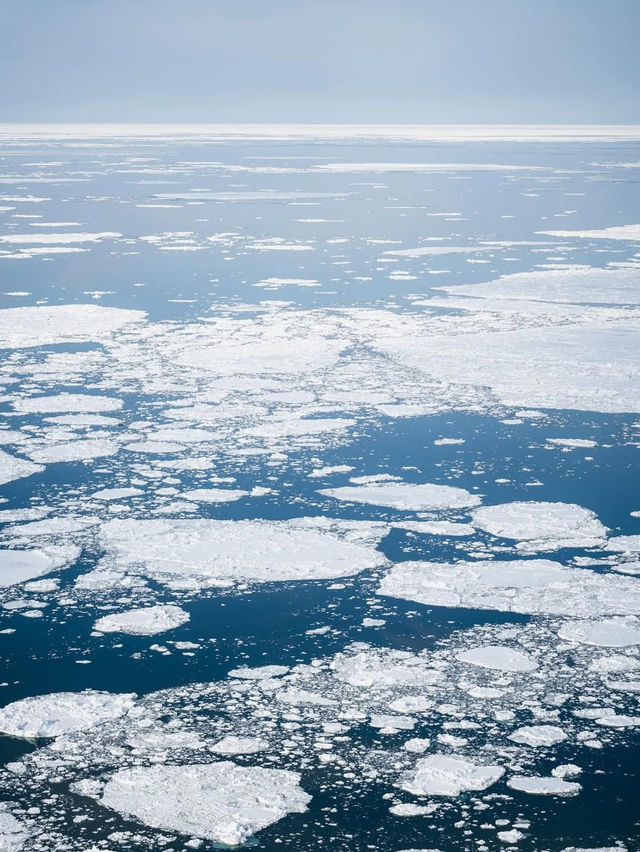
[377,558,640,617]
[0,232,121,245]
[398,755,504,797]
[319,482,480,511]
[97,518,386,587]
[96,762,311,846]
[393,521,475,537]
[436,266,640,307]
[0,807,28,851]
[471,502,607,551]
[228,665,290,680]
[0,450,44,486]
[0,547,79,587]
[508,725,567,746]
[558,619,640,647]
[0,304,145,348]
[209,736,268,754]
[14,394,122,414]
[507,775,581,796]
[539,224,640,241]
[181,488,249,503]
[0,690,135,738]
[331,647,442,688]
[377,318,640,413]
[455,645,538,672]
[27,439,120,464]
[94,604,189,636]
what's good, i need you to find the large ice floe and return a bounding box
[0,690,135,738]
[88,763,311,846]
[0,304,145,348]
[377,558,640,617]
[92,518,387,588]
[471,501,608,551]
[397,755,505,796]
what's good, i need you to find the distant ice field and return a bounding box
[0,126,639,852]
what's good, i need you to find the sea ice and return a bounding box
[471,501,607,550]
[455,645,538,672]
[318,482,480,511]
[507,775,581,796]
[94,604,190,635]
[0,690,135,738]
[13,394,122,414]
[96,762,311,845]
[377,558,640,617]
[0,450,44,486]
[508,725,567,746]
[558,619,640,647]
[0,304,145,348]
[398,755,504,797]
[0,546,79,587]
[97,518,387,587]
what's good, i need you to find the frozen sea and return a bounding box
[0,124,639,851]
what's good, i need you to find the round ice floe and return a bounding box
[472,501,607,549]
[558,619,640,647]
[398,755,504,797]
[455,645,538,672]
[507,775,581,796]
[97,762,311,845]
[94,604,189,636]
[0,449,44,486]
[319,481,480,511]
[508,725,567,746]
[0,690,135,739]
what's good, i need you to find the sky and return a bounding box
[1,0,639,124]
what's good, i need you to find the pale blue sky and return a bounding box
[1,0,639,123]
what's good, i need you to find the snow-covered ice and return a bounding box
[96,762,311,845]
[93,604,190,635]
[0,690,135,738]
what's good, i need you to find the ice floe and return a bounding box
[318,482,480,511]
[398,755,505,797]
[0,450,44,486]
[0,304,145,348]
[0,690,135,738]
[95,762,310,845]
[95,518,387,588]
[455,645,538,672]
[471,501,607,551]
[377,558,640,617]
[0,546,79,586]
[93,604,190,635]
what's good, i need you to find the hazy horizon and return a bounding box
[2,0,639,123]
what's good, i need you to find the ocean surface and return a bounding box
[0,125,639,852]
